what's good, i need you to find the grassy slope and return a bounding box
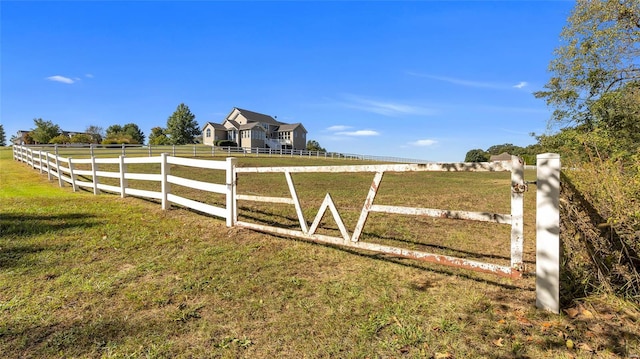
[1,148,638,358]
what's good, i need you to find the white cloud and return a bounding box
[407,72,503,89]
[513,81,528,89]
[85,73,94,78]
[327,125,352,132]
[341,95,436,116]
[335,130,380,137]
[409,139,438,147]
[46,75,74,84]
[408,72,528,91]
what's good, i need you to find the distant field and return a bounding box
[1,147,638,358]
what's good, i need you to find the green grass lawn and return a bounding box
[1,147,638,358]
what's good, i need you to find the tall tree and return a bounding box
[464,149,489,162]
[534,0,640,155]
[104,123,145,144]
[122,123,145,144]
[30,118,61,144]
[0,124,6,146]
[306,140,326,152]
[148,126,171,145]
[485,143,525,156]
[105,124,123,138]
[166,103,200,145]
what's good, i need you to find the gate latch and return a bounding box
[512,182,528,193]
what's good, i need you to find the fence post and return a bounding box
[91,155,100,195]
[29,148,36,169]
[510,156,525,272]
[45,153,52,181]
[173,145,176,157]
[536,153,561,313]
[54,152,64,187]
[119,155,127,198]
[193,145,197,157]
[68,158,78,192]
[226,157,237,227]
[161,153,170,210]
[38,150,43,174]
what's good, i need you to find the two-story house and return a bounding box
[202,107,307,150]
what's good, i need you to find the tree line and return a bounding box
[465,0,639,301]
[10,103,200,146]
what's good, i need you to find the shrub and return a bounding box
[215,140,237,147]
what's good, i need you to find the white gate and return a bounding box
[232,156,526,278]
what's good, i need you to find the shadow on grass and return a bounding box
[262,231,531,292]
[0,213,100,238]
[3,316,170,358]
[0,244,48,269]
[0,213,97,269]
[238,205,535,269]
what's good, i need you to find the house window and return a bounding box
[206,128,211,138]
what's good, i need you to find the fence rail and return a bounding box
[18,143,431,163]
[234,158,525,277]
[12,145,561,313]
[12,145,234,224]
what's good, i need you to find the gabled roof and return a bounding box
[234,107,282,126]
[203,122,226,130]
[239,122,266,131]
[277,123,307,133]
[223,119,241,129]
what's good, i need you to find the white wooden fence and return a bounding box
[12,145,561,313]
[12,145,235,226]
[20,143,430,164]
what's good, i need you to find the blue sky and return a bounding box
[1,1,574,162]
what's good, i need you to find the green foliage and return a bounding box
[306,140,326,152]
[30,118,61,144]
[215,140,237,147]
[148,126,171,145]
[69,133,94,144]
[463,143,541,164]
[534,0,640,159]
[534,0,640,302]
[486,143,525,156]
[102,134,135,145]
[104,123,144,144]
[464,149,489,162]
[166,103,200,145]
[0,124,5,146]
[123,123,145,144]
[49,134,71,144]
